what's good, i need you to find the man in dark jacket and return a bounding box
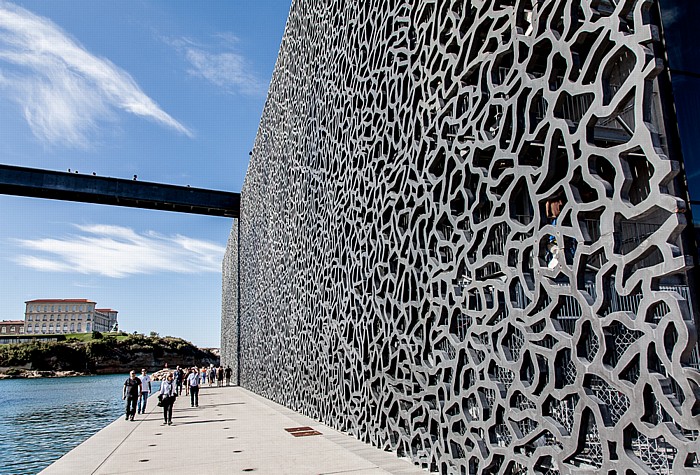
[122,370,142,421]
[173,366,184,395]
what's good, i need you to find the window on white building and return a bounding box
[70,323,75,331]
[1,327,6,334]
[19,328,24,334]
[86,323,91,332]
[28,315,33,321]
[77,323,82,332]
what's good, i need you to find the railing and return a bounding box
[477,262,502,280]
[512,280,529,309]
[616,221,661,255]
[589,376,630,425]
[512,213,533,225]
[531,94,547,122]
[552,284,590,334]
[631,433,675,475]
[581,218,601,243]
[557,93,594,124]
[435,339,456,359]
[495,66,509,85]
[456,313,471,340]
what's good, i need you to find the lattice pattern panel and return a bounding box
[227,0,700,473]
[220,219,239,381]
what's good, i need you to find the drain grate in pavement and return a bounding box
[284,426,322,437]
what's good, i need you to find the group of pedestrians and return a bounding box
[202,365,233,387]
[123,364,233,425]
[122,368,153,421]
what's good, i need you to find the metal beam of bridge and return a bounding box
[0,164,240,218]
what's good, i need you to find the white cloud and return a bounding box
[0,2,192,147]
[167,35,263,95]
[13,224,225,278]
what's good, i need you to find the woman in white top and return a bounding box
[159,372,177,425]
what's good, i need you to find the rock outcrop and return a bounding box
[0,334,218,377]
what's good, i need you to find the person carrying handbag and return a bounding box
[159,372,177,425]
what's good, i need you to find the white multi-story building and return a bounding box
[23,299,118,335]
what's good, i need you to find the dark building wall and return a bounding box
[226,1,700,473]
[657,0,700,242]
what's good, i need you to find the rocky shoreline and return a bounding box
[0,369,86,379]
[0,368,178,380]
[0,334,218,379]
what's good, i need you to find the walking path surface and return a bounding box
[41,385,427,475]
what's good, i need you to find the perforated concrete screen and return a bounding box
[222,1,700,473]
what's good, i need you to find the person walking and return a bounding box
[187,367,200,407]
[184,367,191,396]
[208,366,216,387]
[137,368,152,414]
[217,366,224,387]
[173,366,183,395]
[225,366,232,386]
[200,366,207,385]
[122,370,142,421]
[159,372,177,425]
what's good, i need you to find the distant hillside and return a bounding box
[0,333,219,377]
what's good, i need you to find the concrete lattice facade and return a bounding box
[221,220,239,383]
[224,1,700,473]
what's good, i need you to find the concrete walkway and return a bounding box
[41,385,427,475]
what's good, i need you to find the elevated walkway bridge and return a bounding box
[0,164,240,218]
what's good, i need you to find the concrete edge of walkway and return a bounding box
[38,392,162,475]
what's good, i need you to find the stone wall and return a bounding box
[225,1,700,473]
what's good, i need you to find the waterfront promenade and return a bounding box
[41,385,427,475]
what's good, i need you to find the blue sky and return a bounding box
[0,1,291,347]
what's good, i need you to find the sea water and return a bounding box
[0,374,160,475]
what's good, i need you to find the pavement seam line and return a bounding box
[89,413,150,474]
